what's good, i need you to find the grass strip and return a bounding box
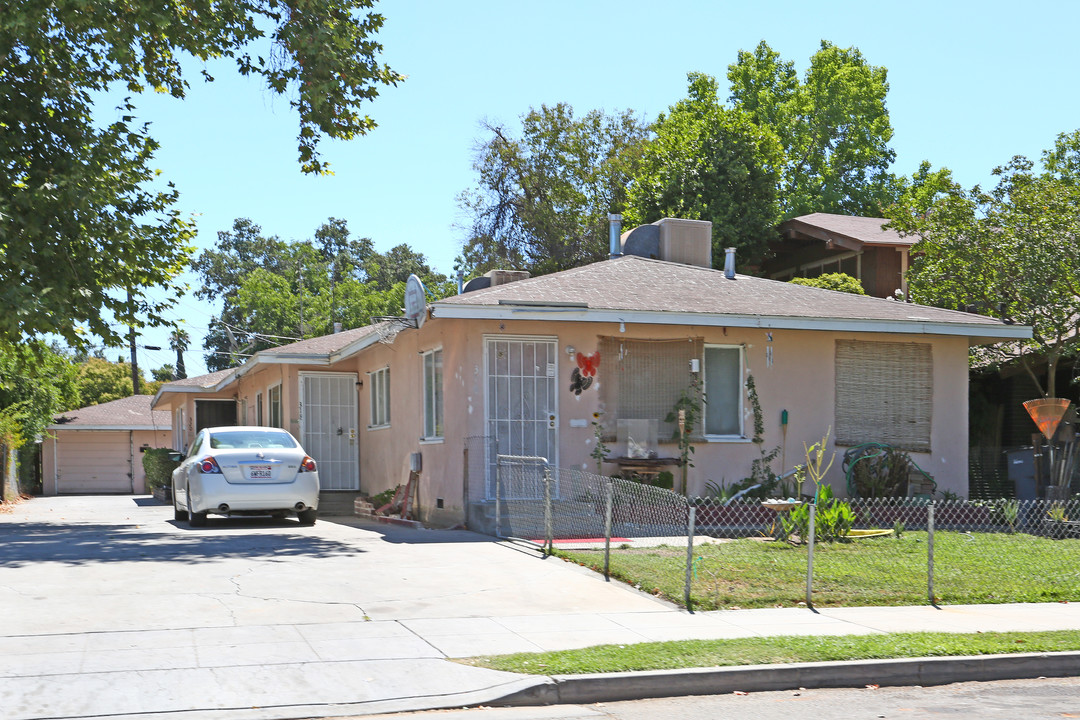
[554,532,1080,610]
[458,630,1080,675]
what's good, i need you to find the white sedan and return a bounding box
[171,426,320,527]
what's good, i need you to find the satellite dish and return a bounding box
[404,274,427,328]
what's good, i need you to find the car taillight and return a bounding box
[299,456,317,473]
[199,456,221,474]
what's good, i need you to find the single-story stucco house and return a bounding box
[152,218,1030,527]
[43,395,172,495]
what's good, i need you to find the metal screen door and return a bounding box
[485,337,558,499]
[299,372,360,490]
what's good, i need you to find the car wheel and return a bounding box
[187,496,208,528]
[297,508,317,526]
[174,500,188,522]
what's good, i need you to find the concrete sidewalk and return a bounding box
[2,496,1079,720]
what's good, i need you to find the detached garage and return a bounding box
[42,395,172,495]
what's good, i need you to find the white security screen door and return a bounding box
[485,337,558,499]
[299,372,360,491]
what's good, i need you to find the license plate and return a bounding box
[247,465,273,479]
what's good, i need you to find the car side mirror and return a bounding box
[168,451,184,463]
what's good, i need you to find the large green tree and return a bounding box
[75,357,149,406]
[1,1,400,348]
[888,130,1080,397]
[624,72,783,267]
[457,103,648,277]
[0,343,80,441]
[195,218,452,370]
[727,40,897,218]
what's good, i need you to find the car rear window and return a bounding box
[209,430,298,449]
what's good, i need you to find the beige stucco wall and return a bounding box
[350,315,971,524]
[41,428,173,495]
[151,314,973,525]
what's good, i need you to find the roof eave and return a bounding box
[431,304,1032,341]
[46,423,171,431]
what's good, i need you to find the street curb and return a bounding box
[491,651,1080,706]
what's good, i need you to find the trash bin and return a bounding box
[1005,446,1037,500]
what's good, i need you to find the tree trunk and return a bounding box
[0,443,18,501]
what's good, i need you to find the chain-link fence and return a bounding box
[494,456,1080,612]
[495,455,697,605]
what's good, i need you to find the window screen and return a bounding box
[704,346,742,436]
[423,349,443,439]
[269,384,282,428]
[369,367,390,428]
[835,340,932,452]
[598,337,703,438]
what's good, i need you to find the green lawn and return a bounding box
[459,630,1080,675]
[556,531,1080,610]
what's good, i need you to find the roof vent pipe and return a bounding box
[723,247,736,279]
[333,322,342,334]
[608,213,622,259]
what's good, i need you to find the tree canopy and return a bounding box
[457,103,648,277]
[0,343,80,449]
[728,40,897,219]
[194,218,453,370]
[624,72,783,267]
[887,130,1080,397]
[1,1,400,348]
[75,357,153,406]
[460,41,901,277]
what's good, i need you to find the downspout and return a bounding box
[608,214,622,259]
[129,431,135,493]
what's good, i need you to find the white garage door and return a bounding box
[56,431,133,494]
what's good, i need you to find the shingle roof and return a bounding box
[162,368,234,389]
[782,212,910,247]
[49,395,171,429]
[255,325,380,357]
[437,255,1011,328]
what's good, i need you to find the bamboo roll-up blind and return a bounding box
[599,337,703,439]
[835,340,933,452]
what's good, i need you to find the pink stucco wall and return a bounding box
[153,314,973,525]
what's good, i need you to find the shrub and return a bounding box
[789,272,866,295]
[142,448,180,491]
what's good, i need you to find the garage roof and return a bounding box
[48,395,171,431]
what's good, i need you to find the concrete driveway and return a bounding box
[0,495,670,720]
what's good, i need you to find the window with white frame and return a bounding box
[422,348,443,439]
[369,367,390,428]
[268,384,282,428]
[704,345,743,436]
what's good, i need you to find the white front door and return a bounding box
[485,336,558,499]
[299,372,360,491]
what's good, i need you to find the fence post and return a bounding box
[684,504,696,611]
[543,464,553,555]
[495,457,502,539]
[928,501,936,606]
[806,502,816,610]
[603,480,613,581]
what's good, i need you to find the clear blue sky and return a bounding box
[114,0,1080,378]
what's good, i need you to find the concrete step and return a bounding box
[318,491,364,516]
